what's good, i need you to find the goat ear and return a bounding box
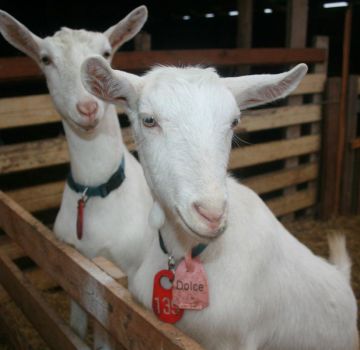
[223,64,308,110]
[104,5,148,53]
[81,56,140,109]
[0,10,43,62]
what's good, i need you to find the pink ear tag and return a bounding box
[152,269,184,323]
[172,252,209,310]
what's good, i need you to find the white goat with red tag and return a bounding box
[0,7,153,346]
[81,57,358,350]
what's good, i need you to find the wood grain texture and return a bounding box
[0,49,326,81]
[0,192,204,350]
[0,136,68,174]
[92,256,128,288]
[229,135,320,169]
[0,94,60,129]
[7,181,65,212]
[0,248,90,350]
[0,302,35,350]
[267,188,317,216]
[242,163,318,195]
[239,104,321,132]
[319,78,341,220]
[291,74,326,95]
[0,77,323,130]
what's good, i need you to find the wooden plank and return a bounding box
[283,1,309,220]
[336,6,353,215]
[0,49,326,81]
[319,78,341,220]
[92,256,128,288]
[239,104,321,132]
[291,74,326,95]
[112,49,327,70]
[0,93,320,135]
[352,138,360,149]
[242,163,318,195]
[7,181,64,212]
[286,0,308,48]
[304,36,329,217]
[0,94,60,129]
[0,192,204,350]
[229,135,320,169]
[340,75,358,214]
[0,136,68,174]
[0,237,59,305]
[0,235,25,260]
[0,302,35,350]
[267,188,317,216]
[236,0,253,75]
[0,266,58,304]
[0,249,90,350]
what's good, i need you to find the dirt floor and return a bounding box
[0,215,359,349]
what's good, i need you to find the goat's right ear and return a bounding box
[104,5,148,53]
[81,56,141,109]
[0,10,43,62]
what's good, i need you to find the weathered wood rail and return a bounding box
[0,191,204,349]
[340,75,360,214]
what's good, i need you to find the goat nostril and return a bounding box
[76,101,98,117]
[193,203,225,224]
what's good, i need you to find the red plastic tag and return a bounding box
[152,269,184,323]
[77,198,85,240]
[172,252,209,310]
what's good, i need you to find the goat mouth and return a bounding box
[69,118,99,132]
[175,207,225,241]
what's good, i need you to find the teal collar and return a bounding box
[158,230,207,260]
[67,156,125,198]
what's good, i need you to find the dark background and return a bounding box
[0,0,359,76]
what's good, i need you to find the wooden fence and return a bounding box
[0,45,329,348]
[0,191,204,349]
[0,46,327,220]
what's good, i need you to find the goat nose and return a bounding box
[193,202,226,227]
[76,100,98,118]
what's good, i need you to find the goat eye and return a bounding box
[231,118,240,129]
[41,55,52,65]
[103,51,111,59]
[142,116,158,128]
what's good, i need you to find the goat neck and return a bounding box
[63,104,124,187]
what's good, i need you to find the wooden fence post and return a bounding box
[340,75,359,214]
[283,0,308,221]
[134,31,151,52]
[319,77,341,219]
[303,36,329,217]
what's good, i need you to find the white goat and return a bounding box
[0,8,153,344]
[81,57,359,350]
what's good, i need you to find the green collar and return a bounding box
[158,230,208,259]
[67,156,125,198]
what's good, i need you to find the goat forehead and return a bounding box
[44,28,107,57]
[140,68,238,125]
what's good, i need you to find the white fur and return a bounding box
[0,7,154,344]
[82,59,358,350]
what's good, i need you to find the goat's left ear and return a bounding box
[104,5,148,53]
[81,56,141,109]
[223,63,308,110]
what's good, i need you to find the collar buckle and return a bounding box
[168,255,176,271]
